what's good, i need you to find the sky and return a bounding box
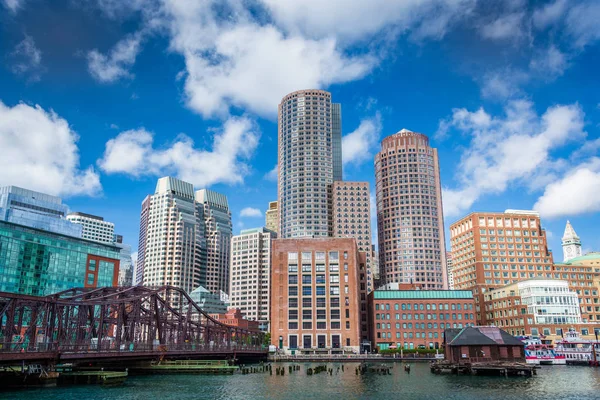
[1,0,599,260]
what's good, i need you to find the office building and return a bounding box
[369,288,475,350]
[562,220,582,262]
[332,103,343,181]
[0,220,120,296]
[374,129,447,289]
[188,285,228,314]
[332,181,373,292]
[136,196,151,285]
[0,185,82,237]
[196,189,232,295]
[447,252,455,290]
[265,201,278,233]
[230,227,275,331]
[66,212,115,243]
[139,177,207,297]
[277,89,342,238]
[270,238,368,354]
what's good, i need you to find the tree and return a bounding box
[263,332,271,347]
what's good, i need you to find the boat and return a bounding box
[554,328,600,366]
[522,339,566,365]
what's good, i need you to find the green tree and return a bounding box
[263,332,271,347]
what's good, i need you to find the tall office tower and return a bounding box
[136,196,151,285]
[140,177,207,297]
[230,227,276,331]
[265,201,279,233]
[374,129,447,289]
[446,252,455,289]
[449,210,554,324]
[278,89,342,238]
[562,220,582,262]
[332,103,343,181]
[66,212,115,243]
[196,189,232,295]
[0,185,82,237]
[270,238,368,354]
[332,182,373,293]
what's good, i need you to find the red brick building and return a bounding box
[210,309,261,332]
[444,326,525,363]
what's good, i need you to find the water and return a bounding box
[3,362,600,400]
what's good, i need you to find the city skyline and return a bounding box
[1,0,599,259]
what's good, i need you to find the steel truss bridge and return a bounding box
[0,286,266,364]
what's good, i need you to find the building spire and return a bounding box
[562,220,579,241]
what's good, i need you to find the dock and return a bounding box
[58,370,128,385]
[130,360,239,374]
[430,360,536,377]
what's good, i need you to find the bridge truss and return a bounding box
[0,286,264,359]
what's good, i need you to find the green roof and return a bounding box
[373,290,473,300]
[563,252,600,265]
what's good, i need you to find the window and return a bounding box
[316,274,326,284]
[289,335,298,349]
[302,264,312,273]
[288,264,298,273]
[302,310,312,320]
[316,286,326,296]
[302,298,312,308]
[317,297,326,308]
[288,322,298,330]
[289,298,298,308]
[289,310,298,320]
[330,275,340,283]
[331,309,340,319]
[330,287,340,295]
[289,286,298,296]
[302,286,312,296]
[289,275,298,284]
[317,310,326,320]
[330,298,340,307]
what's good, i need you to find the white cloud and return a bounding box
[98,117,260,188]
[0,101,101,197]
[440,100,586,218]
[480,12,525,41]
[533,0,568,29]
[87,33,143,83]
[529,45,568,78]
[2,0,24,13]
[342,113,382,166]
[10,35,43,81]
[534,159,600,218]
[565,1,600,48]
[265,164,278,182]
[479,69,529,100]
[240,207,263,218]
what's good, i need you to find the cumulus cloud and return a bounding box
[10,35,44,81]
[529,45,569,78]
[342,113,382,166]
[480,12,525,41]
[565,1,600,48]
[265,164,278,182]
[87,33,143,83]
[439,100,586,218]
[240,207,263,218]
[533,0,568,29]
[98,117,260,188]
[2,0,24,13]
[0,101,101,197]
[534,159,600,218]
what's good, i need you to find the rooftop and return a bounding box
[373,290,473,300]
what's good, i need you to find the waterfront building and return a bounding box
[368,287,475,350]
[0,185,82,237]
[66,212,115,243]
[562,221,582,262]
[139,177,207,299]
[188,285,228,314]
[332,181,373,292]
[230,227,276,331]
[482,279,600,341]
[277,89,342,238]
[136,196,150,285]
[270,238,368,354]
[0,220,120,296]
[444,326,525,363]
[265,201,278,233]
[449,210,554,324]
[447,252,455,290]
[210,308,261,332]
[196,189,232,295]
[374,129,447,289]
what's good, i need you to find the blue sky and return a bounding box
[1,0,599,260]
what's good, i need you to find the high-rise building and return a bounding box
[265,201,278,233]
[446,252,455,290]
[449,210,554,324]
[332,181,373,292]
[270,238,368,354]
[196,189,232,295]
[0,220,120,296]
[0,185,82,237]
[66,212,115,243]
[230,227,276,331]
[277,89,342,238]
[562,220,582,262]
[332,103,343,182]
[136,196,151,285]
[139,177,207,297]
[374,129,447,289]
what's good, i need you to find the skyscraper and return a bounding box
[562,220,582,262]
[332,103,343,182]
[265,201,278,233]
[277,89,342,238]
[374,129,447,289]
[139,177,207,296]
[196,189,232,295]
[66,212,115,243]
[230,227,276,331]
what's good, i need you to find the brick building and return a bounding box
[270,238,368,354]
[368,287,475,351]
[210,308,261,332]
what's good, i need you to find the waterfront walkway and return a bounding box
[269,354,437,362]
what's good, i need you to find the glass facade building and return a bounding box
[0,186,82,238]
[0,220,121,296]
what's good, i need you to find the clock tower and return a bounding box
[562,220,582,263]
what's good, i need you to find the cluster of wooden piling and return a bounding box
[430,361,536,377]
[355,363,392,375]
